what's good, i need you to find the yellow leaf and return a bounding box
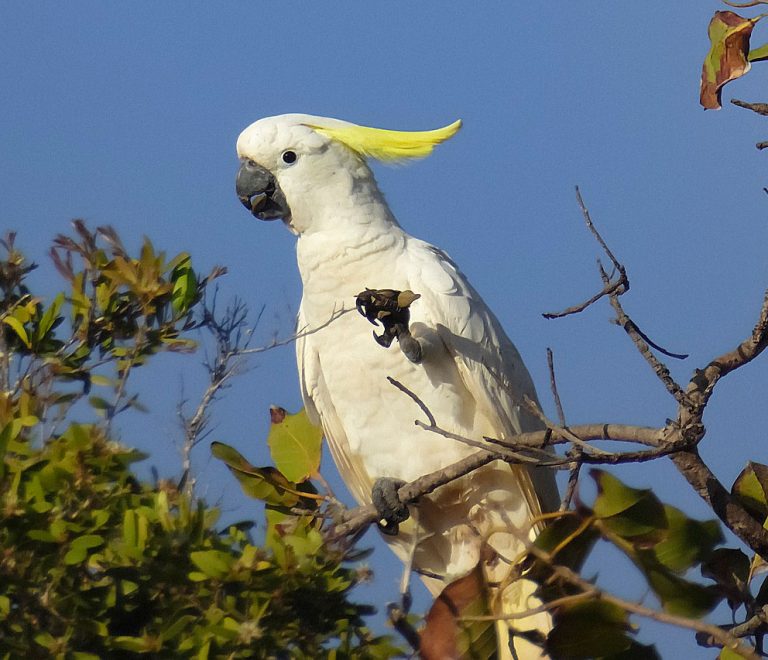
[3,316,30,348]
[266,407,323,483]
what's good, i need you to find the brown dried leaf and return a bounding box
[419,563,496,660]
[700,11,763,110]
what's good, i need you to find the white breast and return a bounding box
[297,227,484,483]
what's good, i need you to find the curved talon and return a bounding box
[355,288,422,358]
[372,477,409,536]
[373,329,394,348]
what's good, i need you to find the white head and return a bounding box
[235,113,461,234]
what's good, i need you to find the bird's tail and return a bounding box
[491,569,551,659]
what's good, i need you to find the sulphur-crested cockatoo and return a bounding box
[235,114,558,658]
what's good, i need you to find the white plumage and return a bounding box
[236,114,558,658]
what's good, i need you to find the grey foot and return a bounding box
[398,331,422,363]
[372,477,409,536]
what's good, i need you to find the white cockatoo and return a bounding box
[235,114,559,658]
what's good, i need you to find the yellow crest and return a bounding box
[308,118,462,162]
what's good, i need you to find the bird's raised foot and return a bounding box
[355,288,423,362]
[372,477,409,536]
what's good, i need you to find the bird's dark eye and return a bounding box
[281,150,297,165]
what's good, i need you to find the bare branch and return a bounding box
[697,605,768,646]
[599,265,687,403]
[178,295,256,497]
[332,449,500,538]
[622,317,689,360]
[731,98,768,116]
[241,307,352,355]
[687,289,768,404]
[387,376,436,426]
[672,449,768,558]
[574,186,623,273]
[548,189,768,558]
[522,394,612,456]
[723,1,768,9]
[332,419,678,539]
[542,277,625,319]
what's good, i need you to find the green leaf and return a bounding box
[266,407,323,483]
[36,292,64,341]
[33,632,57,649]
[171,256,197,314]
[0,595,10,617]
[64,534,104,565]
[546,601,632,658]
[3,316,30,348]
[160,614,196,641]
[89,396,113,412]
[641,562,721,617]
[112,636,150,652]
[27,529,57,543]
[652,505,722,573]
[607,641,661,659]
[591,470,667,541]
[61,423,94,450]
[702,548,750,608]
[731,461,768,521]
[190,550,234,579]
[748,42,768,62]
[211,440,315,507]
[534,515,598,564]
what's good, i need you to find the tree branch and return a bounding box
[543,188,768,559]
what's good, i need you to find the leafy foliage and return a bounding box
[513,466,768,657]
[0,225,398,658]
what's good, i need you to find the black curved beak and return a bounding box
[236,160,290,221]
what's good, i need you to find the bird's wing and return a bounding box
[405,240,560,515]
[296,304,374,505]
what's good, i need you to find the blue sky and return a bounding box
[3,2,768,655]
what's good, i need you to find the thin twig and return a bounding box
[601,265,687,403]
[561,465,581,511]
[575,186,623,272]
[625,318,688,360]
[542,277,625,319]
[549,344,581,511]
[732,99,768,116]
[388,377,436,426]
[414,420,551,465]
[697,605,768,647]
[546,348,566,427]
[723,0,768,8]
[522,394,612,456]
[241,307,352,355]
